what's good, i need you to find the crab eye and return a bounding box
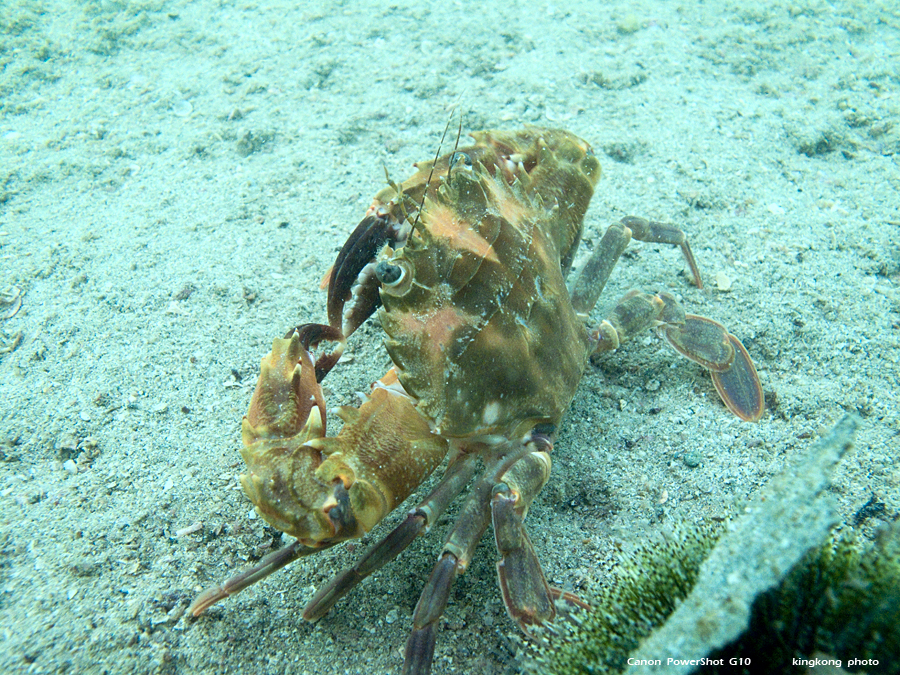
[375,260,413,296]
[450,152,472,169]
[375,261,403,285]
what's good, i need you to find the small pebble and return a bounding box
[172,99,193,117]
[682,450,701,468]
[248,509,257,520]
[715,271,733,292]
[616,14,642,34]
[385,608,398,624]
[63,459,78,475]
[175,522,203,537]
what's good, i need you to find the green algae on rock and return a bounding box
[531,417,899,674]
[528,521,723,674]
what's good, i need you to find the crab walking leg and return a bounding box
[570,219,632,315]
[403,438,555,674]
[592,289,690,354]
[593,290,764,422]
[571,216,702,316]
[302,454,478,621]
[189,540,328,616]
[490,441,590,634]
[491,449,557,631]
[621,216,703,289]
[404,475,495,675]
[692,331,763,423]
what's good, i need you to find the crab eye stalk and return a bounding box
[450,151,472,169]
[447,151,475,189]
[375,260,413,296]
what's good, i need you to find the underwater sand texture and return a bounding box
[1,0,898,673]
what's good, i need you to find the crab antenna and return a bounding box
[446,116,464,184]
[383,164,411,222]
[411,109,460,235]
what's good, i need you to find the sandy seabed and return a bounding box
[1,1,898,673]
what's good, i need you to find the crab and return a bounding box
[189,128,763,674]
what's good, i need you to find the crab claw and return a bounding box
[239,333,449,548]
[328,213,408,338]
[191,333,447,617]
[239,333,333,542]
